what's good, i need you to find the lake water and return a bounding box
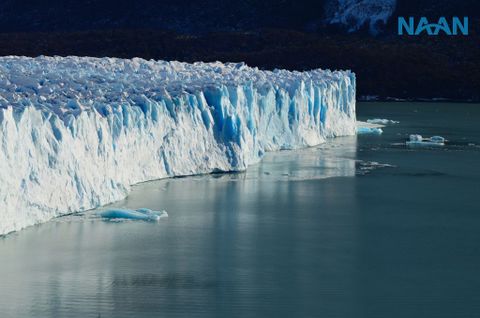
[1,102,480,317]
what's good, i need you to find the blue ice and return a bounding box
[99,208,168,221]
[357,127,383,135]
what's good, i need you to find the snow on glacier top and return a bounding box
[0,56,352,118]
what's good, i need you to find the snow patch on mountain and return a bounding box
[326,0,396,34]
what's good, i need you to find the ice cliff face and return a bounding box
[0,56,356,234]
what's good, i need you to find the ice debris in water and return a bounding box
[99,208,168,221]
[356,121,383,134]
[357,127,383,134]
[407,134,445,147]
[409,134,423,142]
[356,160,396,175]
[367,118,399,125]
[0,56,356,234]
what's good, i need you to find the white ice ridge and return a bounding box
[0,56,356,234]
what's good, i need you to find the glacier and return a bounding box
[0,56,356,235]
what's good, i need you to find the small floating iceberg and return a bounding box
[99,208,168,221]
[357,127,383,135]
[367,118,400,125]
[406,134,445,147]
[357,121,383,135]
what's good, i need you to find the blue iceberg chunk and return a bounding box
[99,208,168,221]
[357,127,383,135]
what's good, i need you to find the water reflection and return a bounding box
[2,102,480,317]
[0,136,359,317]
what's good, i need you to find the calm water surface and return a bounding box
[1,102,480,317]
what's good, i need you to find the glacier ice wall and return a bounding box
[0,56,356,234]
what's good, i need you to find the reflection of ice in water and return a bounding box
[356,161,396,175]
[250,143,357,181]
[206,136,358,182]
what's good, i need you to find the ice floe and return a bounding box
[99,208,168,221]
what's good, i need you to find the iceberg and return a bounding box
[357,127,383,135]
[99,208,168,221]
[0,56,356,234]
[367,118,399,125]
[406,134,445,147]
[357,121,383,134]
